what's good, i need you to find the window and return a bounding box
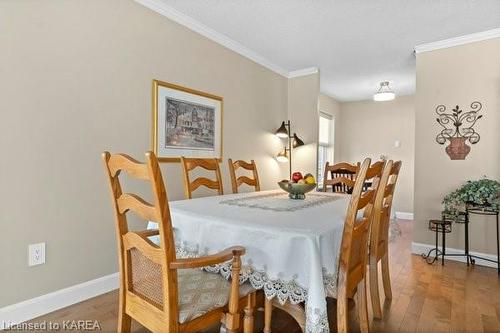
[317,112,334,187]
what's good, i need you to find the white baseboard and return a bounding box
[411,242,498,269]
[395,211,414,220]
[0,273,118,330]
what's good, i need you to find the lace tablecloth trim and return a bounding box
[176,243,339,305]
[306,305,329,333]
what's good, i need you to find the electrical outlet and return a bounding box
[28,243,46,266]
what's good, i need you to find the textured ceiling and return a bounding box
[154,0,500,101]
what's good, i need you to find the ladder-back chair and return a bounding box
[263,158,384,333]
[369,160,402,319]
[228,159,260,194]
[334,158,384,333]
[102,151,254,333]
[322,162,359,193]
[180,157,223,199]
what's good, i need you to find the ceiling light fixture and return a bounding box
[373,81,395,102]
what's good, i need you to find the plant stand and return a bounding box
[422,217,452,265]
[464,205,499,274]
[422,207,500,275]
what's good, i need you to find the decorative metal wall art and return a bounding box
[435,102,483,160]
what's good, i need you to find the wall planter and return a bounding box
[435,102,482,160]
[445,137,471,160]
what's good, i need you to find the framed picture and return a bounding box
[152,80,223,162]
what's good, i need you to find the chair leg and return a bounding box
[356,280,370,333]
[381,252,392,300]
[369,258,382,319]
[117,296,131,333]
[337,292,348,333]
[263,298,273,333]
[244,293,256,333]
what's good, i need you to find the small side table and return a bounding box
[422,218,452,265]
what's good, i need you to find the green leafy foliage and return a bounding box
[443,178,500,215]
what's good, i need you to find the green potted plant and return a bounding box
[443,178,500,216]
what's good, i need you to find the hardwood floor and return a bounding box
[22,221,500,332]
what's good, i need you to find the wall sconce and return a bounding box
[435,102,483,160]
[275,120,304,179]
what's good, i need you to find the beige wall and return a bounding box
[414,38,500,254]
[338,95,415,214]
[287,74,321,177]
[0,0,293,307]
[318,94,342,163]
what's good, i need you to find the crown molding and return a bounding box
[135,0,291,77]
[287,67,319,78]
[414,28,500,54]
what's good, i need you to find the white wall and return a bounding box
[338,95,415,214]
[414,37,500,254]
[0,0,292,307]
[287,74,321,177]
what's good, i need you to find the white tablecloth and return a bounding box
[149,190,349,333]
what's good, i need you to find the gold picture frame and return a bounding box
[152,80,223,162]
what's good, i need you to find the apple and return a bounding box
[297,179,306,184]
[292,172,303,183]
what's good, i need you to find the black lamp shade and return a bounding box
[292,133,304,148]
[275,121,289,138]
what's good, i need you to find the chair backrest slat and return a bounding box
[116,193,158,222]
[107,154,150,180]
[228,159,260,193]
[181,157,223,199]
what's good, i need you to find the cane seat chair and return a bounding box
[264,158,385,333]
[322,162,359,193]
[102,151,255,333]
[228,159,260,194]
[369,160,402,319]
[180,157,223,199]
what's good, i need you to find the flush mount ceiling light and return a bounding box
[373,81,396,102]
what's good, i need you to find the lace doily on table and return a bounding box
[219,192,341,212]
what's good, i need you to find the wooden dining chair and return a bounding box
[369,160,402,319]
[228,159,260,194]
[180,157,223,199]
[102,151,255,333]
[322,162,359,193]
[333,158,385,333]
[263,158,384,333]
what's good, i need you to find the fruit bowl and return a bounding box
[278,181,317,200]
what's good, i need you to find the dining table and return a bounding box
[148,189,350,333]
